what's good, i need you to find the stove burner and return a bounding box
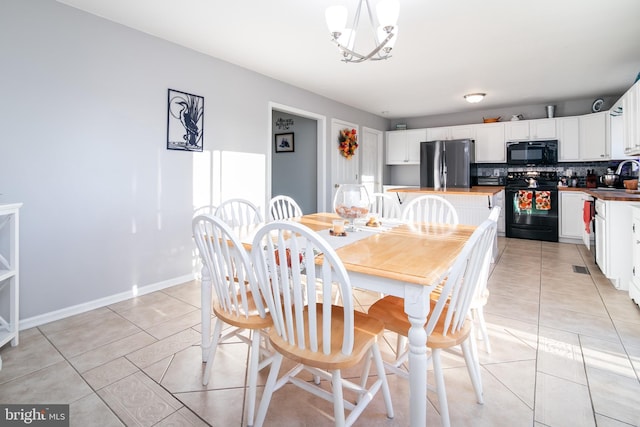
[506,171,558,189]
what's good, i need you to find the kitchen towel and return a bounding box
[583,200,592,233]
[535,191,551,210]
[518,190,533,210]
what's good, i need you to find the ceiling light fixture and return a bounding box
[325,0,399,63]
[464,93,486,103]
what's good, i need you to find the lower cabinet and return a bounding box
[559,191,586,241]
[631,207,640,307]
[595,199,640,290]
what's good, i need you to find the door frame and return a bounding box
[362,126,384,194]
[268,102,327,212]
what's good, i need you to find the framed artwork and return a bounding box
[274,132,295,153]
[167,88,204,151]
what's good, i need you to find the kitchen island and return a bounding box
[385,186,505,235]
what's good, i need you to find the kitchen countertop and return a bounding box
[387,186,503,196]
[558,186,640,201]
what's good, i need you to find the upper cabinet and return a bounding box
[474,122,506,163]
[385,129,427,165]
[426,125,474,141]
[621,80,640,155]
[558,112,609,161]
[579,112,609,160]
[557,116,580,161]
[504,118,556,141]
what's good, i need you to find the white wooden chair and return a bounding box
[268,195,303,220]
[368,218,497,427]
[469,205,501,353]
[251,221,394,427]
[192,214,272,427]
[215,198,263,227]
[369,192,401,219]
[401,195,459,225]
[192,205,217,217]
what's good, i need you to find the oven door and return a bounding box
[505,187,559,242]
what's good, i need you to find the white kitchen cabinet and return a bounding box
[504,118,556,140]
[594,198,640,290]
[608,107,634,160]
[579,111,609,160]
[385,129,427,165]
[474,122,506,163]
[426,125,474,141]
[557,116,580,161]
[559,191,585,241]
[0,203,22,370]
[621,81,640,155]
[631,206,640,308]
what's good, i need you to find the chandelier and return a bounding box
[325,0,400,63]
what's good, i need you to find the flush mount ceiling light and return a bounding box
[325,0,399,63]
[464,93,486,103]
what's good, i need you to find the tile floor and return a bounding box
[1,237,640,426]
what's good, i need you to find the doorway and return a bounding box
[269,103,327,214]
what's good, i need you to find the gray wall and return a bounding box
[271,112,317,214]
[0,0,389,322]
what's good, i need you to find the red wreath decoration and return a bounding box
[339,128,358,159]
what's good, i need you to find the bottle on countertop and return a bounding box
[586,169,597,188]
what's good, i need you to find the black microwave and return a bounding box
[506,140,558,165]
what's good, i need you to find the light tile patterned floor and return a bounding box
[1,237,640,426]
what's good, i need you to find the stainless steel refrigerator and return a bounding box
[420,139,475,189]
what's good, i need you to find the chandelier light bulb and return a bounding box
[376,0,400,30]
[325,5,348,36]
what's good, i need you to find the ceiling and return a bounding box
[57,0,640,119]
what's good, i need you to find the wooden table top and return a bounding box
[231,213,475,287]
[298,213,476,287]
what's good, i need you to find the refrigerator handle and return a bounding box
[442,147,447,190]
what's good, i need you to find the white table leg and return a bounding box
[201,265,212,362]
[404,286,430,427]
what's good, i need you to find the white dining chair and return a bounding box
[369,192,401,219]
[469,205,501,353]
[401,194,459,225]
[192,214,273,427]
[268,195,303,220]
[192,204,217,217]
[215,198,263,227]
[368,218,497,427]
[251,220,394,427]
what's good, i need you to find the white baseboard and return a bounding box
[20,273,196,330]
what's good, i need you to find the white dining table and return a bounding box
[199,213,475,427]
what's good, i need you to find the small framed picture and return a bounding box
[274,133,295,153]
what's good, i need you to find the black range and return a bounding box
[504,171,559,242]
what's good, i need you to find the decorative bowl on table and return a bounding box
[333,184,371,231]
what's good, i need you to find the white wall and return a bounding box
[0,0,388,323]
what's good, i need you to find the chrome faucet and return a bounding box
[615,159,640,176]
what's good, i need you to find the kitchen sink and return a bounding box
[591,187,624,191]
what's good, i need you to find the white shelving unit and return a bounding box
[0,203,22,370]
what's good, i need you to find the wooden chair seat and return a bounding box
[269,304,384,371]
[368,296,473,349]
[213,290,273,330]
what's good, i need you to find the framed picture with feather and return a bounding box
[167,88,204,151]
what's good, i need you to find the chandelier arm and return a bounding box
[334,32,394,63]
